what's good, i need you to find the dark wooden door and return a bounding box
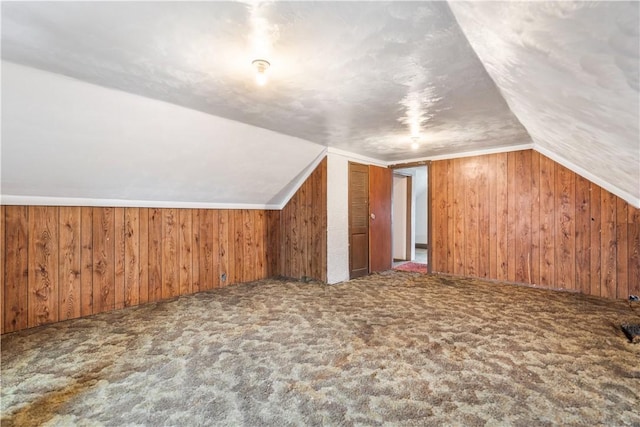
[369,165,392,272]
[349,162,369,278]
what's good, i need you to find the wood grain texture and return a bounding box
[429,149,637,300]
[369,164,392,273]
[80,207,93,316]
[4,206,28,332]
[114,207,126,310]
[148,208,163,302]
[0,206,4,334]
[92,208,114,314]
[124,208,140,308]
[28,206,59,327]
[58,206,81,321]
[2,205,280,333]
[280,158,327,281]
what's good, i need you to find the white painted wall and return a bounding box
[326,148,386,284]
[392,175,408,260]
[1,61,325,209]
[414,167,428,245]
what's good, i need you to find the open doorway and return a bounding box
[392,165,428,267]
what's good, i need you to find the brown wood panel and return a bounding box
[319,157,328,281]
[615,198,628,299]
[148,208,163,302]
[369,165,392,273]
[299,179,308,278]
[464,159,479,278]
[600,190,617,299]
[80,207,93,316]
[477,155,490,278]
[255,210,267,280]
[242,210,255,282]
[226,211,236,286]
[446,160,455,273]
[210,210,220,288]
[192,209,201,292]
[590,185,602,296]
[495,153,508,280]
[506,153,517,282]
[58,206,81,321]
[92,208,115,314]
[574,176,591,295]
[218,210,229,287]
[0,205,4,334]
[266,210,280,278]
[452,158,465,276]
[233,210,244,284]
[488,155,498,279]
[124,207,140,307]
[629,207,640,298]
[514,150,532,284]
[555,164,576,290]
[28,206,59,327]
[138,208,149,304]
[539,154,555,287]
[432,161,447,273]
[4,206,29,332]
[530,151,541,285]
[114,207,126,310]
[162,209,179,299]
[198,209,214,291]
[178,209,192,295]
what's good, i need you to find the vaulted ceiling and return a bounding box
[1,1,638,207]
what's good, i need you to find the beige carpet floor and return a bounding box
[2,272,639,426]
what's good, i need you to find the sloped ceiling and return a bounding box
[450,1,639,205]
[1,1,638,207]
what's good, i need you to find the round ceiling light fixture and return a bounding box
[252,59,270,86]
[411,136,420,150]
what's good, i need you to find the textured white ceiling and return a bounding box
[1,1,529,161]
[450,1,639,204]
[1,1,638,206]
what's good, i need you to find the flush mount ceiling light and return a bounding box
[411,136,420,150]
[252,59,270,86]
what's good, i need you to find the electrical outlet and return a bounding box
[221,272,227,282]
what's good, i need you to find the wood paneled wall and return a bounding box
[1,206,280,334]
[280,158,328,282]
[430,149,640,300]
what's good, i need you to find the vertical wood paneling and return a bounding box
[114,208,126,310]
[178,209,192,295]
[59,206,81,321]
[514,150,532,284]
[162,209,179,299]
[148,208,163,302]
[575,176,591,295]
[28,206,59,327]
[0,206,4,334]
[279,158,328,282]
[629,207,640,298]
[138,208,149,304]
[198,209,214,291]
[428,149,637,301]
[590,185,602,296]
[453,158,465,276]
[555,164,575,290]
[2,205,282,333]
[92,208,114,314]
[192,210,201,293]
[615,198,628,299]
[539,154,555,287]
[266,210,281,278]
[495,154,508,281]
[80,207,93,316]
[530,151,541,285]
[506,153,517,282]
[4,206,28,332]
[124,208,140,307]
[601,191,617,299]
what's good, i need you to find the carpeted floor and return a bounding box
[393,262,428,274]
[2,272,639,426]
